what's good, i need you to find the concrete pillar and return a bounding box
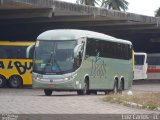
[0,0,3,5]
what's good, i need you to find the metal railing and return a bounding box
[0,0,159,24]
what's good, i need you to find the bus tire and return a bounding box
[8,75,23,88]
[44,89,52,96]
[113,80,118,94]
[118,80,123,94]
[0,75,7,88]
[77,79,89,95]
[90,90,97,95]
[105,91,109,95]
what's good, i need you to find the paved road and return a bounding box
[0,84,160,115]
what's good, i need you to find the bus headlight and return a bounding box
[76,81,79,85]
[35,77,41,81]
[32,73,43,80]
[64,77,69,81]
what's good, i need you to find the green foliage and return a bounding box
[104,93,160,111]
[101,0,129,11]
[143,102,158,110]
[76,0,101,6]
[76,0,129,11]
[155,7,160,17]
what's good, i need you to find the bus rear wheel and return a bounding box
[44,89,52,96]
[90,90,97,95]
[113,80,118,94]
[0,75,7,88]
[8,75,23,88]
[118,80,123,94]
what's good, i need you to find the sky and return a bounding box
[59,0,160,17]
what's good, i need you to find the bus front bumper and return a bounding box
[32,78,83,90]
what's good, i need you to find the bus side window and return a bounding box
[16,49,21,58]
[86,39,96,56]
[15,46,27,59]
[0,47,8,59]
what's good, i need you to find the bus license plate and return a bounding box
[48,84,54,87]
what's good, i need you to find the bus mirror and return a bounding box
[74,44,82,58]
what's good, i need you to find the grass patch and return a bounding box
[103,92,160,110]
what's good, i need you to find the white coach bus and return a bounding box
[27,29,134,95]
[134,52,147,80]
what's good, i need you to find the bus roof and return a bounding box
[134,52,147,56]
[0,41,34,46]
[37,29,132,45]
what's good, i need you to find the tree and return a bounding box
[101,0,129,11]
[76,0,101,6]
[155,7,160,17]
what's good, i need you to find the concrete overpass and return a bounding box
[0,0,160,53]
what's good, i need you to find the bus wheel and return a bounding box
[90,90,97,95]
[44,89,52,96]
[113,80,118,94]
[0,75,7,88]
[105,91,109,95]
[77,80,89,95]
[118,80,123,94]
[8,75,23,88]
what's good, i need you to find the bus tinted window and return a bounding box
[86,38,132,60]
[135,55,145,65]
[147,56,160,65]
[0,45,28,59]
[85,39,97,56]
[0,47,8,58]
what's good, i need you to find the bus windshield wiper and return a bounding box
[53,57,63,74]
[41,53,52,73]
[42,52,62,74]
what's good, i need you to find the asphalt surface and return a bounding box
[0,84,160,120]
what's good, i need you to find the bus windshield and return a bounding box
[134,55,145,65]
[33,40,76,74]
